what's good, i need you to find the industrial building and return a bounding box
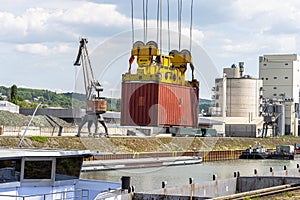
[213,62,263,118]
[210,63,264,137]
[259,54,300,136]
[0,101,19,113]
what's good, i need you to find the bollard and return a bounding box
[162,181,167,195]
[234,172,237,178]
[213,174,217,181]
[270,167,274,176]
[121,176,131,191]
[128,186,135,200]
[284,165,288,176]
[237,171,240,177]
[128,186,135,193]
[189,178,194,200]
[254,169,257,175]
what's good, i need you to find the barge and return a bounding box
[0,148,121,200]
[240,144,295,160]
[239,144,269,159]
[82,156,202,172]
[267,145,295,160]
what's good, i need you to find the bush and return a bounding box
[30,136,48,143]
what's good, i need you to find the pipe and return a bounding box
[18,102,42,148]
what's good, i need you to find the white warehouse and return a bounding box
[0,101,19,113]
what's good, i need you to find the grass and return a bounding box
[29,136,48,143]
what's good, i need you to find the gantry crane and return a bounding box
[74,38,108,137]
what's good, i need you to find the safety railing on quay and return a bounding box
[0,189,89,200]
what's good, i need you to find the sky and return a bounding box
[1,0,300,99]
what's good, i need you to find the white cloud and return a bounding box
[231,0,300,31]
[0,12,27,37]
[23,8,50,33]
[53,43,73,54]
[15,43,49,55]
[15,43,73,55]
[60,2,130,27]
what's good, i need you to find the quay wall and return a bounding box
[237,176,300,192]
[131,175,300,199]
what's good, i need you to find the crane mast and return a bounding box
[74,38,108,137]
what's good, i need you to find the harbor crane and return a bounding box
[74,38,108,137]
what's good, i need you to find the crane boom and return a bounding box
[74,38,103,101]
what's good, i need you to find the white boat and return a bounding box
[0,148,122,200]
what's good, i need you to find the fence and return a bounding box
[0,126,78,137]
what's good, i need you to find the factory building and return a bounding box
[213,62,263,118]
[210,63,264,137]
[259,54,300,136]
[0,101,19,113]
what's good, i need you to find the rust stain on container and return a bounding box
[86,99,107,114]
[121,82,198,127]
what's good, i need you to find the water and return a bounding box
[80,159,300,192]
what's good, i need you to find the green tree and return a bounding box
[10,85,18,104]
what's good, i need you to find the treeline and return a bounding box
[0,85,120,111]
[199,98,214,115]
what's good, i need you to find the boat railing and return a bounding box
[0,188,89,200]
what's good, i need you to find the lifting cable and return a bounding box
[160,0,162,52]
[190,0,193,53]
[131,0,134,45]
[178,0,182,51]
[167,0,170,52]
[145,0,148,43]
[142,0,148,43]
[143,0,145,43]
[156,0,159,45]
[189,0,195,80]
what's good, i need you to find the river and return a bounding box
[80,159,300,192]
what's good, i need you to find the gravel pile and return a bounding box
[0,110,74,127]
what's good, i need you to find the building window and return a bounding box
[285,63,288,66]
[266,78,268,80]
[261,77,264,80]
[216,103,219,107]
[215,95,219,100]
[273,94,277,96]
[273,87,277,89]
[285,77,288,79]
[273,77,277,79]
[263,64,267,66]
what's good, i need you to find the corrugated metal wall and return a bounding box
[121,82,199,128]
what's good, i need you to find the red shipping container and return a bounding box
[121,82,199,128]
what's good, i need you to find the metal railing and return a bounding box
[0,189,89,200]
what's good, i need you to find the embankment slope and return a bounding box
[1,136,299,153]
